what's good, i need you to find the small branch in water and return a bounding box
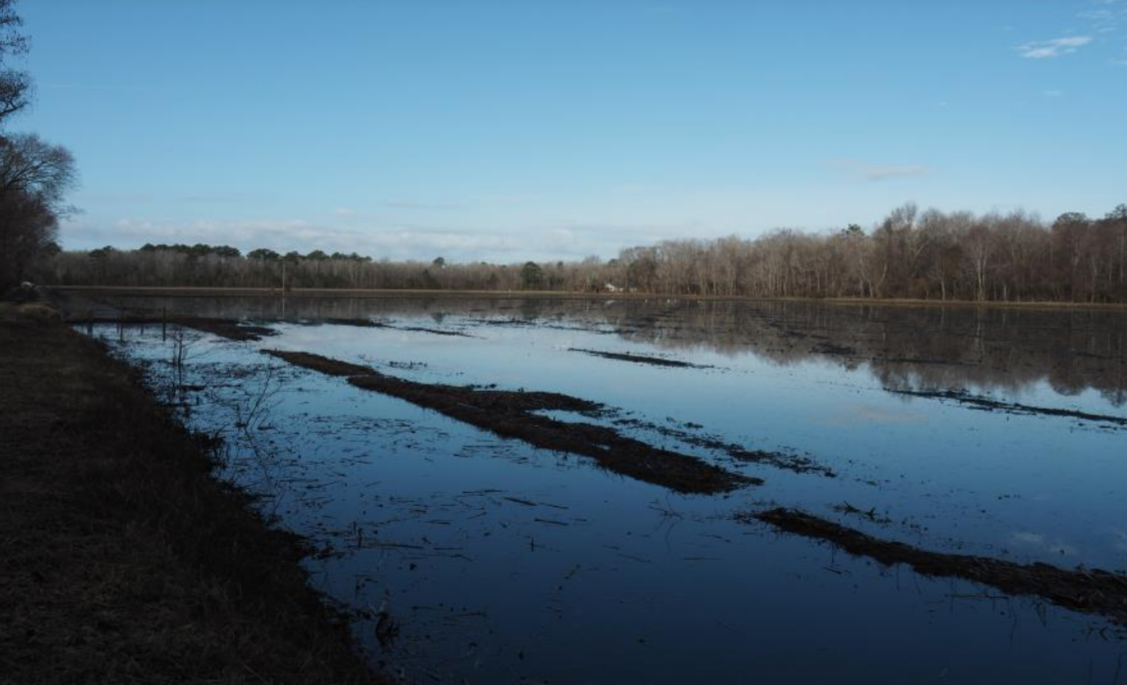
[534,517,569,526]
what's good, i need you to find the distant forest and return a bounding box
[40,202,1127,303]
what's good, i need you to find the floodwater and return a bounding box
[80,296,1127,684]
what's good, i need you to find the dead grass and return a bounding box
[0,309,385,684]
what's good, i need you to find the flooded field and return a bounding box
[76,295,1127,683]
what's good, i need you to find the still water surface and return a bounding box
[84,296,1127,683]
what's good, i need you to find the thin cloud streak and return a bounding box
[1016,36,1093,59]
[58,216,673,262]
[828,159,931,182]
[864,166,931,181]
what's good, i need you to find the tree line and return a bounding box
[42,201,1127,303]
[0,0,77,294]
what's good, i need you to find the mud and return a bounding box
[322,317,382,328]
[890,389,1127,427]
[185,318,276,341]
[567,348,707,368]
[385,324,474,338]
[611,417,835,477]
[263,350,757,494]
[264,351,373,377]
[750,507,1127,627]
[321,318,474,337]
[810,341,856,356]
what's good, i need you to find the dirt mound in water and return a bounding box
[749,507,1127,627]
[567,347,708,368]
[264,349,757,495]
[889,388,1127,426]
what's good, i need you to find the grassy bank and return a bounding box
[47,285,1127,311]
[0,304,383,684]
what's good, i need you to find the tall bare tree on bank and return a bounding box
[0,0,78,292]
[0,0,30,128]
[0,134,76,288]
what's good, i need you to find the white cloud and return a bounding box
[829,159,930,182]
[1017,35,1093,59]
[59,216,646,262]
[1079,0,1127,33]
[379,200,462,211]
[863,165,931,181]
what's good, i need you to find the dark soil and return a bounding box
[612,417,835,477]
[749,507,1127,628]
[186,318,276,341]
[810,341,856,356]
[890,388,1127,426]
[393,325,474,337]
[323,317,383,328]
[265,351,374,377]
[568,347,707,368]
[264,350,757,494]
[0,308,382,684]
[321,318,474,337]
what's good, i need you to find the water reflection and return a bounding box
[76,297,1127,684]
[95,294,1127,407]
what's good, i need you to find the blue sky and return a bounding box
[13,0,1127,261]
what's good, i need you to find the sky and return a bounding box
[12,0,1127,262]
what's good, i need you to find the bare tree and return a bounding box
[0,134,77,290]
[0,0,29,127]
[38,201,1127,304]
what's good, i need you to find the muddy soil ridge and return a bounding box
[320,318,475,337]
[263,349,757,495]
[749,507,1127,628]
[612,416,835,477]
[889,388,1127,427]
[567,347,709,368]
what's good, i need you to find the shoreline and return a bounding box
[45,285,1127,312]
[0,304,384,684]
